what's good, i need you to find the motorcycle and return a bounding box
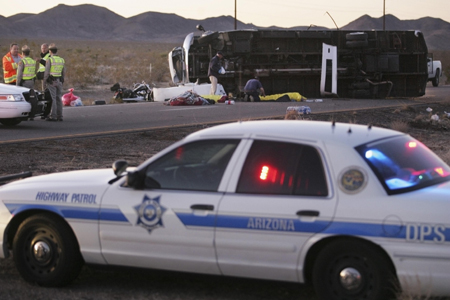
[110,81,153,102]
[132,81,153,101]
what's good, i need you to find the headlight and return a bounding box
[0,94,25,101]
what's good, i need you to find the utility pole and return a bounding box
[383,0,386,31]
[235,0,237,30]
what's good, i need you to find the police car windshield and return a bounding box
[356,135,450,195]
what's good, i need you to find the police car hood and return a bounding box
[0,169,116,202]
[0,83,30,94]
[3,169,114,187]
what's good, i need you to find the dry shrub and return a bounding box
[400,103,410,111]
[414,114,426,122]
[285,111,301,120]
[0,38,175,89]
[390,120,409,132]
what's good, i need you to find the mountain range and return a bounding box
[1,4,450,50]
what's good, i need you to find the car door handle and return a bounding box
[190,204,214,211]
[296,210,320,217]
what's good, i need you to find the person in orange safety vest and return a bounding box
[2,43,23,84]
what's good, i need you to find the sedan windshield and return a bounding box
[355,135,450,195]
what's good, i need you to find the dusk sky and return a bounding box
[3,0,450,29]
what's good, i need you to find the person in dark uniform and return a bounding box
[244,77,266,102]
[43,43,65,122]
[16,45,38,120]
[208,51,223,95]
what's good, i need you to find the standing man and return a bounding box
[243,77,266,102]
[37,43,50,90]
[43,43,65,122]
[16,45,36,88]
[17,45,38,120]
[2,43,22,85]
[208,51,223,95]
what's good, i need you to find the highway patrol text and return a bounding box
[35,192,97,204]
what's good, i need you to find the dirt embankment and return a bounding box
[2,101,450,177]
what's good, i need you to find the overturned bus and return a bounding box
[169,29,429,99]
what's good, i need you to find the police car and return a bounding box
[1,120,450,299]
[0,83,47,126]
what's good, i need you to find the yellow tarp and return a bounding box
[260,92,306,102]
[200,95,224,102]
[201,92,306,102]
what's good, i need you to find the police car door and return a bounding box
[215,139,337,281]
[99,139,240,274]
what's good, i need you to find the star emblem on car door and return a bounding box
[134,195,166,233]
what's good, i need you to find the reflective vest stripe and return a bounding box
[38,53,50,73]
[4,74,17,84]
[49,56,64,77]
[22,57,36,80]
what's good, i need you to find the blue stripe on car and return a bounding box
[175,213,450,242]
[5,203,129,223]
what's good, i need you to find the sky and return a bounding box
[2,0,450,29]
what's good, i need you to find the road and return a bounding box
[1,85,449,144]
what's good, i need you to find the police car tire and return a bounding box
[12,214,84,287]
[312,240,397,300]
[0,118,22,126]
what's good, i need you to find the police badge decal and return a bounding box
[134,195,166,233]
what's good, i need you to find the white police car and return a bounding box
[0,83,47,126]
[1,120,450,299]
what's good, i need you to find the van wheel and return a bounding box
[432,69,440,87]
[312,240,397,300]
[13,214,83,287]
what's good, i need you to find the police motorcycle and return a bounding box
[110,81,153,103]
[132,81,153,101]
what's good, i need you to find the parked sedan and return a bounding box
[0,83,48,125]
[1,120,449,300]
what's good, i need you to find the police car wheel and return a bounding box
[12,213,83,287]
[312,240,397,300]
[0,118,22,126]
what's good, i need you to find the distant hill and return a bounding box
[342,14,450,49]
[1,4,449,50]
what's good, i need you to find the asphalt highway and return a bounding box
[1,85,449,144]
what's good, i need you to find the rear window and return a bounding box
[236,140,328,196]
[356,135,450,195]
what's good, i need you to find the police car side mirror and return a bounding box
[112,160,128,176]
